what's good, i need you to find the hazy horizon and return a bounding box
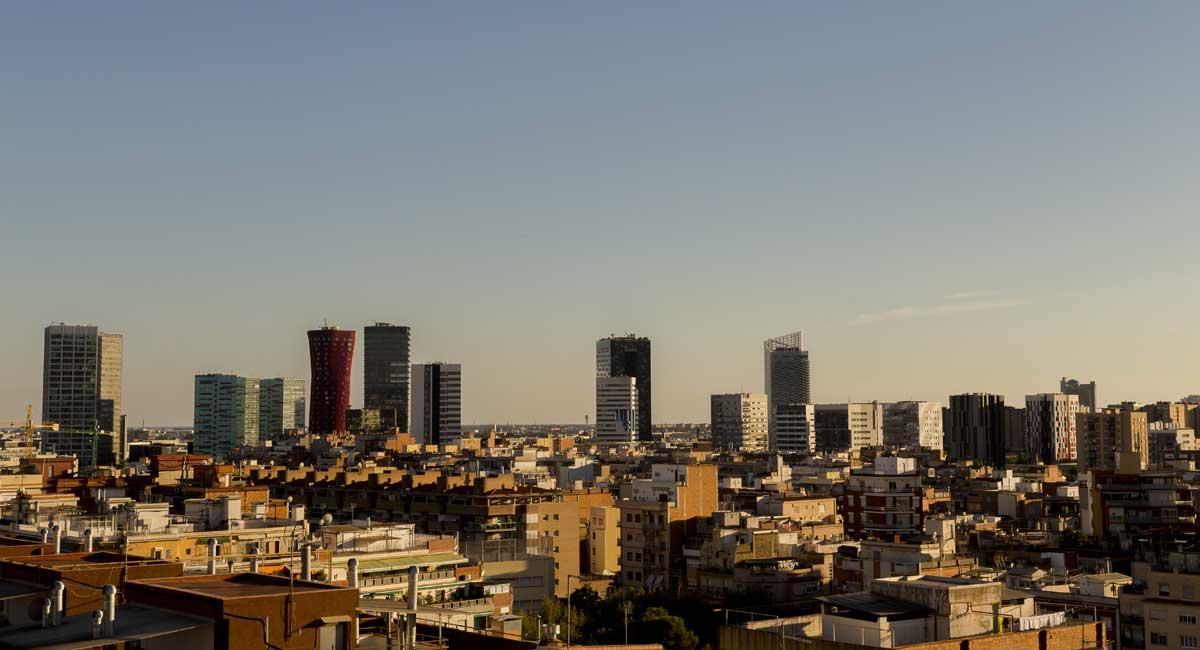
[4,3,1199,425]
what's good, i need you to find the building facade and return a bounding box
[814,403,884,453]
[411,362,462,445]
[710,393,769,451]
[595,376,638,444]
[307,326,356,435]
[1025,393,1080,463]
[1060,377,1097,413]
[258,377,306,437]
[882,401,943,450]
[771,402,816,454]
[194,374,261,459]
[1077,408,1148,473]
[363,322,411,432]
[596,335,651,441]
[946,393,1006,467]
[41,324,123,433]
[840,457,929,540]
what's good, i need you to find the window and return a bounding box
[1150,609,1167,621]
[1163,584,1173,597]
[1182,615,1197,625]
[1183,636,1197,649]
[1150,633,1167,646]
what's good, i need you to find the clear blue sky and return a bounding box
[3,3,1198,425]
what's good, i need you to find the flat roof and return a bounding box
[342,552,467,573]
[2,552,172,570]
[131,572,348,599]
[0,604,210,649]
[819,592,932,617]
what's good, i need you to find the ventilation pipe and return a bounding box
[101,585,116,636]
[249,547,260,573]
[406,566,418,648]
[347,558,359,589]
[51,525,61,554]
[83,528,94,553]
[39,528,48,543]
[207,538,218,575]
[40,598,51,628]
[91,610,104,639]
[301,543,312,581]
[51,581,65,625]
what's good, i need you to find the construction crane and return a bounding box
[0,405,54,451]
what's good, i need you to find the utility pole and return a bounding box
[623,600,632,646]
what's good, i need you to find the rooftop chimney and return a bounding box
[83,528,94,553]
[207,538,218,575]
[91,610,104,639]
[347,557,359,589]
[249,547,260,573]
[51,525,62,554]
[301,543,312,581]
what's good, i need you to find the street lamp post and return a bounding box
[566,574,580,648]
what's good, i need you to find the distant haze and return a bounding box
[2,3,1198,425]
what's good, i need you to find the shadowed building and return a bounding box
[597,335,652,441]
[42,324,123,433]
[946,393,1006,467]
[363,322,411,432]
[411,362,461,445]
[307,326,356,435]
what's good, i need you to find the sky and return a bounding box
[2,3,1199,426]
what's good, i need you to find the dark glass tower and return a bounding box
[364,323,411,432]
[947,393,1007,467]
[596,335,651,441]
[307,326,356,435]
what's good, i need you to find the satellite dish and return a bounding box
[320,514,334,526]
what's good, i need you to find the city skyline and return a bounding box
[4,4,1200,424]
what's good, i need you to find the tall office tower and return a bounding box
[193,374,261,460]
[770,402,815,453]
[258,378,306,437]
[1077,408,1149,473]
[946,394,1007,466]
[411,363,462,445]
[42,324,123,432]
[764,332,810,431]
[1003,406,1026,452]
[596,335,651,441]
[710,393,769,451]
[813,402,883,453]
[363,323,411,432]
[882,401,944,450]
[595,376,638,444]
[1025,393,1081,463]
[1060,377,1098,413]
[307,326,356,435]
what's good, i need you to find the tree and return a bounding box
[639,606,699,650]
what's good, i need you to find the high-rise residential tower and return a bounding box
[411,362,462,445]
[363,323,411,432]
[1077,408,1148,473]
[194,374,260,460]
[814,402,883,453]
[307,326,356,435]
[42,324,123,432]
[595,376,638,444]
[1026,393,1081,463]
[1060,377,1097,414]
[946,393,1007,467]
[596,335,651,441]
[259,378,306,437]
[710,393,769,451]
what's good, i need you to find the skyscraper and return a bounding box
[307,326,356,436]
[1060,377,1097,413]
[765,332,810,441]
[194,374,260,460]
[1077,408,1148,473]
[411,362,462,445]
[42,324,123,432]
[259,378,306,437]
[596,335,651,441]
[595,376,638,444]
[363,323,411,432]
[1026,393,1081,463]
[710,393,769,451]
[946,393,1006,467]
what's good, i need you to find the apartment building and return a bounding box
[1077,408,1149,473]
[616,463,717,592]
[815,403,884,453]
[710,393,768,452]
